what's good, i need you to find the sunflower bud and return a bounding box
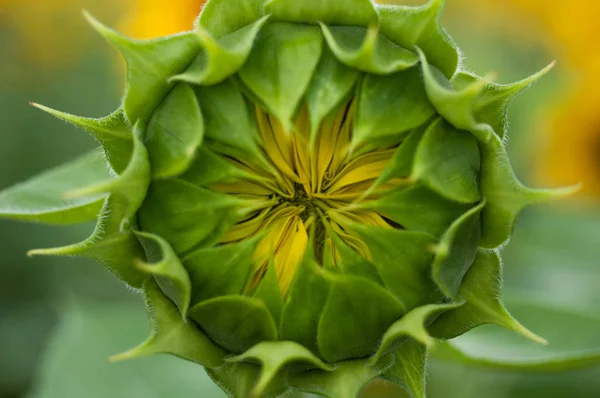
[0,0,575,397]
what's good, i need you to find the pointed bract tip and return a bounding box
[109,344,154,363]
[27,246,73,257]
[505,61,556,94]
[542,60,557,73]
[525,184,582,205]
[82,9,125,46]
[82,9,104,31]
[29,102,66,118]
[30,102,63,116]
[554,183,582,198]
[511,321,549,346]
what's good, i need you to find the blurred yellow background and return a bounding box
[0,1,599,397]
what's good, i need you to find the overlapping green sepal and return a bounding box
[377,0,459,78]
[111,279,227,367]
[418,49,575,248]
[428,250,547,345]
[238,22,323,132]
[173,16,270,86]
[84,12,200,125]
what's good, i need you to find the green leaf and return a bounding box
[28,126,151,288]
[0,150,108,225]
[173,16,270,86]
[318,273,406,362]
[353,226,441,310]
[110,280,227,368]
[320,24,418,75]
[502,208,600,310]
[145,83,203,178]
[238,22,323,131]
[85,12,200,123]
[138,178,245,255]
[381,340,427,398]
[305,46,360,137]
[378,0,459,78]
[353,67,435,152]
[412,118,481,204]
[426,355,600,398]
[428,249,547,345]
[427,209,600,396]
[280,252,331,356]
[431,201,484,299]
[29,295,227,398]
[434,297,600,372]
[188,295,278,354]
[228,341,335,397]
[184,235,263,305]
[59,124,150,215]
[198,0,265,38]
[31,105,133,174]
[364,184,471,238]
[265,0,379,27]
[437,209,600,372]
[437,336,600,373]
[287,354,395,398]
[133,231,192,318]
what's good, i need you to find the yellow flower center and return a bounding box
[214,101,402,294]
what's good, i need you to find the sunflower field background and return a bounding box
[0,1,599,397]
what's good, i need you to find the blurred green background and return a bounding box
[1,1,599,397]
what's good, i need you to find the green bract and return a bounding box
[0,0,575,397]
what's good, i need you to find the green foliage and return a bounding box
[0,150,108,224]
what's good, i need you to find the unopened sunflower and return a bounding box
[0,0,574,397]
